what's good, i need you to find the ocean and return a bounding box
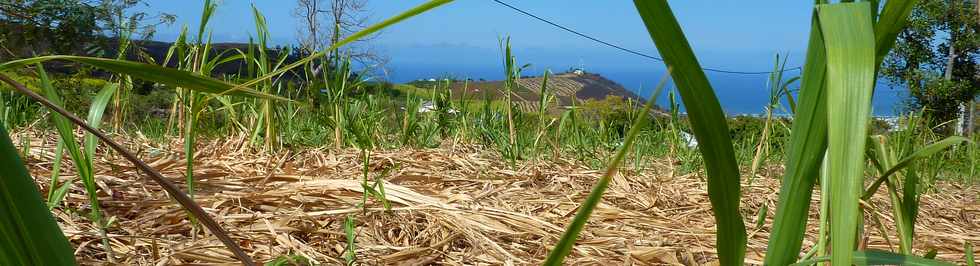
[383,65,910,117]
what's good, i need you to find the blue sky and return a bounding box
[140,1,814,74]
[136,1,909,115]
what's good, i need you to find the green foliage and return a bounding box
[967,243,975,266]
[911,78,975,129]
[38,64,117,257]
[0,56,286,100]
[2,0,978,264]
[632,1,746,264]
[818,4,878,265]
[881,0,979,127]
[343,214,357,265]
[264,255,311,266]
[0,124,75,266]
[792,250,957,266]
[0,1,457,264]
[729,116,790,153]
[865,133,969,255]
[0,0,174,58]
[543,72,669,266]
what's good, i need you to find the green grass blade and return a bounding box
[344,214,357,265]
[631,1,746,264]
[966,243,975,266]
[184,106,197,199]
[764,9,830,265]
[867,134,915,254]
[37,66,92,192]
[874,0,918,67]
[0,73,257,265]
[817,3,876,265]
[196,0,217,44]
[84,83,118,160]
[862,136,971,200]
[782,76,801,114]
[0,126,76,266]
[37,64,114,257]
[861,135,973,254]
[816,153,831,258]
[46,139,66,209]
[542,72,669,265]
[791,250,956,266]
[264,255,310,266]
[0,56,285,101]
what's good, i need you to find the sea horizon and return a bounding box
[382,64,911,117]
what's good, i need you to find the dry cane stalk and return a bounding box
[0,73,257,266]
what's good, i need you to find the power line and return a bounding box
[489,0,802,75]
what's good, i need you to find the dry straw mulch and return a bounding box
[14,130,980,265]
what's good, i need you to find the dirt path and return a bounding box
[15,130,979,265]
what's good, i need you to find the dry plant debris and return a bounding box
[13,130,979,265]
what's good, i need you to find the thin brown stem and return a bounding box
[0,73,256,266]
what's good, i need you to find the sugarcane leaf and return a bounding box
[966,243,975,266]
[0,126,76,266]
[631,1,746,265]
[0,72,257,265]
[764,9,830,265]
[862,136,971,200]
[37,65,91,183]
[84,83,118,160]
[264,255,310,266]
[874,0,918,67]
[791,250,956,266]
[542,72,669,265]
[46,138,68,209]
[818,3,877,265]
[0,56,286,101]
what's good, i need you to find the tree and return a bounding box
[293,0,385,66]
[0,0,174,59]
[882,0,979,133]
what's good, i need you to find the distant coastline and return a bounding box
[385,65,910,117]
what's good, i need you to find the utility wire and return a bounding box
[490,0,802,75]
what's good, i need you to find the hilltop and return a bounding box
[404,71,657,113]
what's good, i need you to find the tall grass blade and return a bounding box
[817,3,876,265]
[344,214,357,265]
[85,84,118,160]
[874,0,918,67]
[864,135,971,255]
[863,136,971,199]
[0,56,284,100]
[867,134,914,254]
[46,139,68,209]
[631,1,746,264]
[0,73,257,265]
[791,250,956,266]
[37,64,114,258]
[966,243,975,266]
[542,72,669,265]
[0,125,75,266]
[764,10,830,264]
[816,152,831,258]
